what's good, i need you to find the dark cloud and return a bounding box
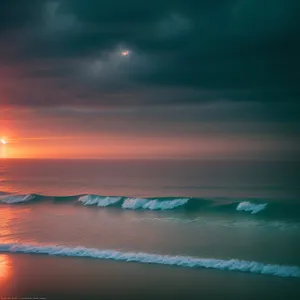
[0,0,299,109]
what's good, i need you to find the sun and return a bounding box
[1,139,7,145]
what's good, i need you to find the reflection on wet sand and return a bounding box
[0,207,28,293]
[0,254,12,289]
[0,254,11,277]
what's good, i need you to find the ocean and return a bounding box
[0,159,299,300]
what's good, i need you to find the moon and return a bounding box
[121,50,130,56]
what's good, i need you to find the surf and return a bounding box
[0,242,299,278]
[1,192,300,219]
[78,195,123,207]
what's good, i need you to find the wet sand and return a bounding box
[1,254,299,300]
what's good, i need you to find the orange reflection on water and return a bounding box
[0,207,32,244]
[0,206,30,290]
[0,208,15,244]
[0,165,16,194]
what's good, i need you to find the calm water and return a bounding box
[0,159,299,198]
[0,159,299,299]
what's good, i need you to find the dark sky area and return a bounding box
[0,0,299,159]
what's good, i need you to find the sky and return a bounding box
[0,0,299,159]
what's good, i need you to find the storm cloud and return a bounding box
[0,0,299,160]
[0,0,299,108]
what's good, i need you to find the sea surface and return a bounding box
[0,159,299,300]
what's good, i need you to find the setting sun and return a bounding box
[1,139,7,145]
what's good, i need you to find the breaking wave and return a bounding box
[122,198,189,210]
[1,192,300,219]
[78,195,122,207]
[0,242,299,278]
[0,193,36,204]
[236,201,267,214]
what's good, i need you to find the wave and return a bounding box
[77,196,190,210]
[0,242,299,278]
[122,198,189,210]
[75,196,272,214]
[1,192,300,219]
[78,195,122,207]
[0,194,36,204]
[236,201,267,214]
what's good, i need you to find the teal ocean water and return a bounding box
[0,159,299,299]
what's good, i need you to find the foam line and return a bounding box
[0,243,299,278]
[236,201,267,214]
[121,198,189,210]
[0,194,35,204]
[78,195,122,207]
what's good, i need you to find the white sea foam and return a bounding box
[96,197,122,207]
[122,198,189,210]
[78,195,98,205]
[0,194,35,204]
[122,198,149,209]
[78,195,122,207]
[0,243,299,278]
[236,201,267,214]
[143,198,189,210]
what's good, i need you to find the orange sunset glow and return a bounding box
[0,104,296,161]
[0,0,297,162]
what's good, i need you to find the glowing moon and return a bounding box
[121,50,129,56]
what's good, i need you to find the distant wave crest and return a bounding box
[122,198,189,210]
[122,198,149,209]
[77,196,190,210]
[78,195,122,207]
[0,194,35,204]
[0,242,299,278]
[1,192,299,219]
[236,201,267,214]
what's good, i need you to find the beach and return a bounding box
[1,254,300,300]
